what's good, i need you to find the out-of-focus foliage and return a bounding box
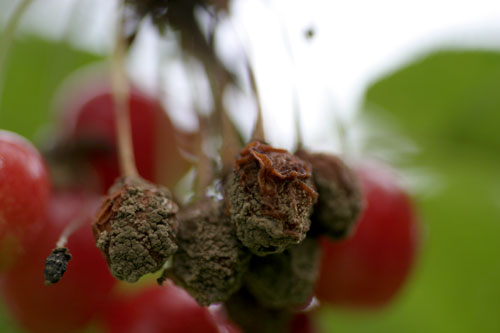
[0,301,17,332]
[318,50,500,332]
[0,35,102,332]
[0,36,101,140]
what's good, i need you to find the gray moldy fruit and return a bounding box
[166,199,251,306]
[225,287,294,333]
[296,150,363,239]
[92,176,178,283]
[245,238,321,309]
[228,141,318,256]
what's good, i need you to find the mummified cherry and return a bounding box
[228,141,318,256]
[296,150,363,239]
[0,130,51,271]
[315,161,421,308]
[166,198,250,306]
[93,176,178,283]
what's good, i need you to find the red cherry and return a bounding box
[0,130,51,271]
[58,76,194,192]
[103,284,235,333]
[315,161,420,309]
[0,190,117,333]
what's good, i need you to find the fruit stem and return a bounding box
[220,105,241,168]
[55,202,92,248]
[294,95,304,151]
[0,0,33,109]
[194,115,212,197]
[247,63,265,142]
[205,72,240,172]
[111,4,138,178]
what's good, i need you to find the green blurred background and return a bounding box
[1,24,500,333]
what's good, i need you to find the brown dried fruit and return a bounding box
[296,150,363,239]
[44,247,72,285]
[165,199,251,306]
[245,238,321,309]
[225,287,294,333]
[228,141,318,256]
[93,176,178,283]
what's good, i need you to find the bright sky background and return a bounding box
[2,0,500,151]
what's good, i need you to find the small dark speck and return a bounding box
[44,247,72,285]
[304,27,315,40]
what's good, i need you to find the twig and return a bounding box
[111,3,138,178]
[247,62,265,142]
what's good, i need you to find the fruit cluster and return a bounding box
[0,69,420,332]
[0,1,421,332]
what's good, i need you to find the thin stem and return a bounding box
[247,62,265,142]
[0,0,33,110]
[111,4,138,178]
[220,105,240,168]
[195,115,212,197]
[56,203,92,248]
[293,93,304,151]
[205,69,240,171]
[333,107,348,155]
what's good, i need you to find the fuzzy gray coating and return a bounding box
[225,287,294,333]
[228,142,317,256]
[170,199,251,306]
[297,150,364,239]
[245,238,321,309]
[93,176,178,283]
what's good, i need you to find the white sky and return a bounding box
[2,0,500,151]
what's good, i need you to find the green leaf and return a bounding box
[0,35,102,141]
[364,50,500,153]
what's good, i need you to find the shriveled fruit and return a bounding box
[228,141,317,256]
[167,198,250,306]
[296,150,363,239]
[245,238,321,309]
[226,287,315,333]
[93,176,178,283]
[315,161,420,308]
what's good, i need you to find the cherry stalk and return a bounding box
[111,5,138,178]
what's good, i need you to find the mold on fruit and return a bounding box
[228,141,317,256]
[164,199,251,306]
[296,150,363,239]
[93,176,178,283]
[245,238,321,309]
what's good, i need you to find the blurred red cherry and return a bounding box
[315,161,421,309]
[56,72,195,192]
[0,130,51,271]
[0,190,117,333]
[103,284,238,333]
